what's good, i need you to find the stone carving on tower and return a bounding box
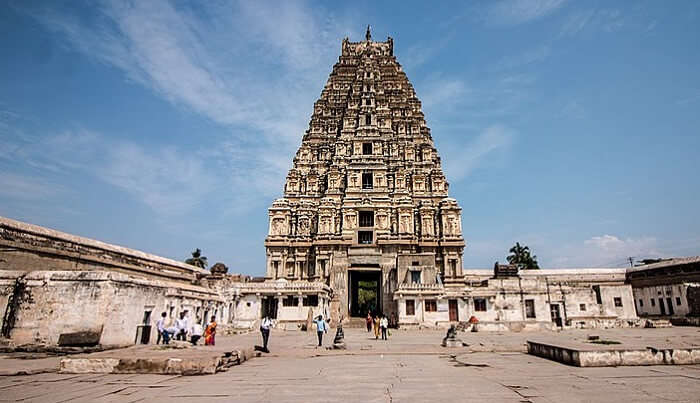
[264,28,466,324]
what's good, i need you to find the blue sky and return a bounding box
[1,0,699,274]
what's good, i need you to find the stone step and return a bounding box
[344,318,370,328]
[59,348,258,375]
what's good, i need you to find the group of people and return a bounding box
[155,311,217,346]
[366,311,390,340]
[257,314,330,352]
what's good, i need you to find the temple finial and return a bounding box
[365,25,371,41]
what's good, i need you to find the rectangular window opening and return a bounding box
[676,297,682,305]
[638,299,643,307]
[362,173,373,189]
[362,142,373,155]
[525,299,536,319]
[614,297,623,307]
[593,285,602,304]
[282,296,299,307]
[406,299,415,316]
[474,298,487,312]
[425,300,437,312]
[359,211,374,227]
[303,295,319,307]
[410,270,421,284]
[651,298,655,307]
[358,231,373,245]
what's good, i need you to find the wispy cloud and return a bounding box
[0,129,216,216]
[0,172,64,201]
[492,45,551,71]
[485,0,568,26]
[443,124,516,182]
[550,234,662,267]
[16,1,359,214]
[418,76,470,112]
[558,99,586,119]
[560,9,625,37]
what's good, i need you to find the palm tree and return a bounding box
[185,248,208,269]
[507,242,540,270]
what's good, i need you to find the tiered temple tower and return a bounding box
[264,28,465,325]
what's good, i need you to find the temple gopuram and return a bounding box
[234,28,466,328]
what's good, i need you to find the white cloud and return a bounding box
[551,234,662,267]
[0,172,64,201]
[1,129,217,216]
[493,45,551,71]
[418,77,470,110]
[17,1,360,215]
[560,9,625,37]
[443,124,515,182]
[486,0,568,26]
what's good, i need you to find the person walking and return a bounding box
[260,316,273,353]
[373,313,380,340]
[366,311,373,332]
[204,315,217,346]
[313,315,328,347]
[156,312,170,345]
[190,317,203,345]
[380,314,389,340]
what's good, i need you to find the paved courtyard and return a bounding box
[1,327,700,402]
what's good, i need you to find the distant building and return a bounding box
[627,256,700,320]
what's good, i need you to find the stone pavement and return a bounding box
[1,327,700,402]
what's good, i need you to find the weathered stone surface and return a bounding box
[59,358,120,374]
[527,339,700,367]
[57,329,102,347]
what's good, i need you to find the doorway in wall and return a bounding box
[550,304,562,327]
[665,297,674,315]
[262,297,278,319]
[449,299,459,321]
[659,298,666,315]
[349,270,381,317]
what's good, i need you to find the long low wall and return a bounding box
[527,340,700,367]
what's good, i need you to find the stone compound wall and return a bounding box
[0,270,222,346]
[0,216,224,346]
[395,269,638,330]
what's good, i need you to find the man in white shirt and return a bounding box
[190,317,203,345]
[380,314,389,340]
[175,312,188,341]
[156,312,170,345]
[260,316,273,353]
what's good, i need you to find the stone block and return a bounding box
[60,358,119,374]
[57,329,102,347]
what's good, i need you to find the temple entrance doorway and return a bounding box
[349,270,382,317]
[261,297,278,319]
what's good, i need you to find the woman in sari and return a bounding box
[204,315,217,346]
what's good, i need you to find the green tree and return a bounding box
[185,248,208,269]
[507,242,539,270]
